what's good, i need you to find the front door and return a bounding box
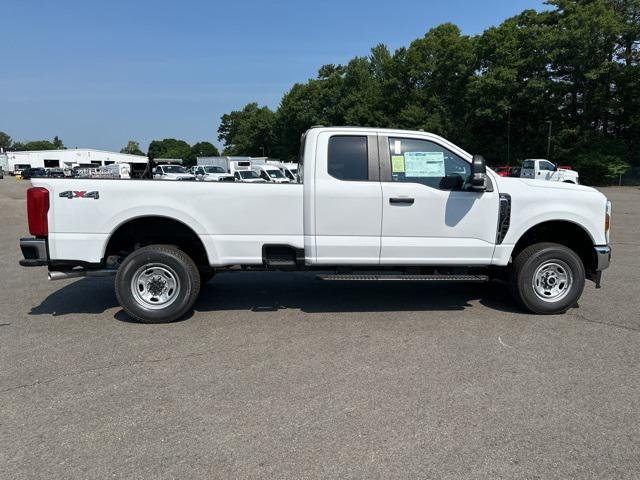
[379,135,499,265]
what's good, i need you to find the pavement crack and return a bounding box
[568,312,640,333]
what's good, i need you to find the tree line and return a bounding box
[217,0,640,185]
[0,132,65,151]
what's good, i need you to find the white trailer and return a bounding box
[5,149,147,173]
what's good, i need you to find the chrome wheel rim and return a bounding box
[131,264,180,309]
[532,260,573,302]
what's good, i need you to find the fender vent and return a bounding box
[496,193,511,245]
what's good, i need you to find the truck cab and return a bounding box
[521,159,579,184]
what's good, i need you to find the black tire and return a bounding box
[509,242,585,314]
[115,245,201,323]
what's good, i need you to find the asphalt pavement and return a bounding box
[1,178,639,479]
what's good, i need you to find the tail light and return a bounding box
[27,187,49,236]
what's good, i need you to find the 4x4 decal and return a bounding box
[59,191,100,200]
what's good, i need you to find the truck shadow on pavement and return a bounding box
[29,271,523,320]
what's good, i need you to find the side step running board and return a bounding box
[317,274,489,282]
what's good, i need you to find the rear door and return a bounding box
[378,135,499,265]
[313,132,382,265]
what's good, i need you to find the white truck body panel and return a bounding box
[34,180,303,265]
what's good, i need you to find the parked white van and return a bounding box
[153,164,196,181]
[252,164,290,183]
[234,170,266,183]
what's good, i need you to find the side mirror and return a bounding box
[470,154,487,191]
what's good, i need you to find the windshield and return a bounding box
[522,160,535,169]
[267,169,285,178]
[204,166,225,173]
[240,170,260,179]
[162,165,188,174]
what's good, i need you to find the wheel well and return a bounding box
[104,216,209,267]
[512,221,595,272]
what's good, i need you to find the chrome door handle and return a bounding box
[389,197,415,205]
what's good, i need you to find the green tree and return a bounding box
[0,131,11,150]
[120,140,145,156]
[218,103,277,156]
[15,140,57,151]
[147,138,191,161]
[52,136,65,149]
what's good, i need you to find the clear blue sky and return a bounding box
[1,0,546,152]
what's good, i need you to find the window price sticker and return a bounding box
[405,151,445,177]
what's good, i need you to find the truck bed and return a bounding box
[31,178,304,266]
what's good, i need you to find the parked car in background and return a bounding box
[495,166,522,178]
[91,164,131,179]
[0,167,4,179]
[252,164,290,183]
[278,162,299,182]
[153,164,196,181]
[192,165,235,182]
[46,168,65,178]
[266,161,299,182]
[13,164,31,176]
[508,166,521,177]
[521,159,579,184]
[20,167,47,180]
[234,170,266,183]
[495,166,511,177]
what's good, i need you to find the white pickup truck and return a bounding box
[521,159,580,184]
[19,127,611,323]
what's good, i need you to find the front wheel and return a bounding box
[115,245,201,323]
[509,242,585,314]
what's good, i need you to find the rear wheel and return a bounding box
[509,242,585,314]
[115,245,201,323]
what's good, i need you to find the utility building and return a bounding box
[5,149,148,171]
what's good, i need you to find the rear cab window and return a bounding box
[327,136,368,181]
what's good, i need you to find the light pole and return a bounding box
[546,120,552,160]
